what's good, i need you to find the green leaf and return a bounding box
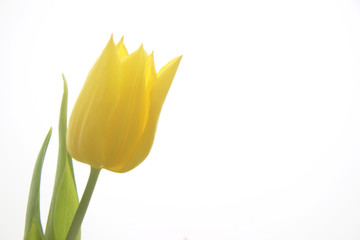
[45,75,80,240]
[24,128,52,240]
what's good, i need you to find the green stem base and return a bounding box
[66,167,101,240]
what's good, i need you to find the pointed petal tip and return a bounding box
[104,34,117,52]
[136,44,148,56]
[170,55,182,65]
[118,36,125,45]
[116,36,125,46]
[156,54,182,77]
[171,55,183,66]
[105,36,115,49]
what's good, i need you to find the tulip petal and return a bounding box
[67,36,122,168]
[113,56,182,173]
[152,55,182,113]
[104,46,149,169]
[145,52,157,90]
[116,36,128,60]
[142,52,157,129]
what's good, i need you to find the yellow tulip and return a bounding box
[66,36,181,173]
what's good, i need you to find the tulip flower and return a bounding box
[64,36,181,240]
[66,36,181,173]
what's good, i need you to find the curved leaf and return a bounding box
[24,128,52,240]
[45,75,80,240]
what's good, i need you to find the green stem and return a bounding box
[66,167,101,240]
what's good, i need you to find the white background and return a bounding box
[1,0,360,239]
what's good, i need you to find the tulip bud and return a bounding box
[66,36,181,173]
